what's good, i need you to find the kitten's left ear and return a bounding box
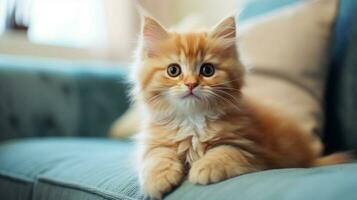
[141,16,169,57]
[210,16,237,48]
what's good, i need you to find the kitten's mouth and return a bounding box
[181,92,200,99]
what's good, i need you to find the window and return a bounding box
[29,0,106,48]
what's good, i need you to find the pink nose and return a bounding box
[185,82,198,91]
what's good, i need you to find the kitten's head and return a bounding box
[133,16,245,114]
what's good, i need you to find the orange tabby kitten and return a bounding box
[132,16,350,199]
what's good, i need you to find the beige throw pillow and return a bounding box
[240,0,338,140]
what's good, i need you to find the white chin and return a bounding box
[177,96,202,110]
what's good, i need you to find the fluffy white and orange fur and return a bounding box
[132,16,350,199]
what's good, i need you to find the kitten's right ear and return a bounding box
[141,16,169,57]
[209,16,237,51]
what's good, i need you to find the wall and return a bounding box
[0,0,245,63]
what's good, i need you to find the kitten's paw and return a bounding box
[142,160,183,199]
[189,159,228,185]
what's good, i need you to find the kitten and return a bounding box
[132,16,350,199]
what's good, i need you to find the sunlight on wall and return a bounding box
[28,0,106,48]
[174,0,243,26]
[101,0,138,61]
[140,0,244,27]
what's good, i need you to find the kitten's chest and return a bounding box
[177,136,207,165]
[171,111,223,139]
[175,115,208,139]
[159,112,222,164]
[173,116,217,165]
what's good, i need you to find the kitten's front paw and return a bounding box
[189,158,229,185]
[141,160,183,199]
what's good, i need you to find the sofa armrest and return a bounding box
[0,55,130,141]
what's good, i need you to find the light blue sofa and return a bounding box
[1,0,357,199]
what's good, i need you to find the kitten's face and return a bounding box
[134,16,244,113]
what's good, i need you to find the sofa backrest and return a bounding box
[325,0,357,152]
[0,56,130,140]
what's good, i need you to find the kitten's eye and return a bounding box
[200,63,215,77]
[167,63,181,77]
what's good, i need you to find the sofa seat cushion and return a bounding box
[0,138,142,200]
[1,138,357,200]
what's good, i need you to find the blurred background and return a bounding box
[0,0,243,63]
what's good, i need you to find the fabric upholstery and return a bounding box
[0,138,143,200]
[1,138,357,200]
[0,55,130,141]
[324,0,357,152]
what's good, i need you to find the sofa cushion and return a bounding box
[168,163,357,200]
[1,138,357,200]
[0,138,142,200]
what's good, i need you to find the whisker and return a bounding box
[208,78,241,87]
[211,86,242,92]
[214,90,242,112]
[202,89,241,111]
[145,93,162,104]
[213,89,240,103]
[147,87,167,92]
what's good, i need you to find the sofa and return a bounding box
[1,0,357,199]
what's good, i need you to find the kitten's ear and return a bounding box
[210,16,237,48]
[141,16,169,57]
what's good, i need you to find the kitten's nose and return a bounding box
[185,82,198,91]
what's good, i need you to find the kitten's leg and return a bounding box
[189,145,261,185]
[139,147,184,199]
